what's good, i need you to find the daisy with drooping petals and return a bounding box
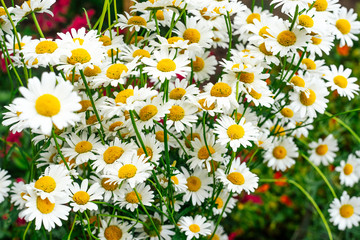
[178,215,212,240]
[12,72,81,135]
[116,183,154,212]
[0,169,11,203]
[329,191,360,230]
[308,134,339,166]
[68,179,103,212]
[335,154,360,187]
[332,7,360,47]
[217,158,259,194]
[98,216,132,240]
[264,137,299,171]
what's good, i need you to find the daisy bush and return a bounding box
[0,0,360,239]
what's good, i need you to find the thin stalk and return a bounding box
[31,11,45,38]
[23,221,32,240]
[325,111,360,144]
[67,215,78,240]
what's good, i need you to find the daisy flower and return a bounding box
[323,64,359,100]
[12,72,81,135]
[134,212,175,240]
[158,170,188,192]
[62,132,102,165]
[116,183,154,212]
[116,12,155,32]
[68,179,103,212]
[0,169,11,203]
[178,215,212,240]
[142,48,190,82]
[264,138,299,171]
[168,78,200,102]
[332,7,360,47]
[308,134,339,166]
[190,51,217,82]
[214,115,259,151]
[10,181,28,209]
[329,191,360,230]
[2,103,28,133]
[200,82,239,112]
[166,100,198,132]
[217,158,259,194]
[5,33,32,55]
[90,175,123,203]
[98,216,132,240]
[14,0,55,17]
[135,133,163,165]
[335,154,360,187]
[181,167,212,206]
[212,190,236,217]
[271,0,313,14]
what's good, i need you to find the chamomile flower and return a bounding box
[214,115,259,151]
[217,158,259,194]
[168,78,199,102]
[116,12,155,32]
[135,212,175,240]
[332,7,360,47]
[10,181,28,209]
[200,82,239,111]
[0,169,11,203]
[329,191,360,230]
[324,65,359,100]
[135,133,163,165]
[181,167,212,206]
[14,0,56,17]
[2,103,28,133]
[5,33,32,55]
[190,51,217,82]
[142,48,190,82]
[308,134,339,166]
[212,190,236,216]
[90,175,123,203]
[166,101,198,132]
[12,72,81,135]
[264,138,299,171]
[98,217,132,240]
[68,179,103,212]
[120,44,154,62]
[158,170,188,192]
[271,0,313,14]
[335,154,360,187]
[178,215,212,240]
[117,183,154,212]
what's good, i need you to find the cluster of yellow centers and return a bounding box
[198,146,215,160]
[336,19,351,35]
[125,191,141,204]
[333,75,348,88]
[35,41,58,54]
[67,48,91,65]
[343,163,353,175]
[35,94,61,117]
[169,87,186,100]
[183,28,201,44]
[315,144,328,155]
[104,225,123,240]
[339,204,354,218]
[75,141,93,154]
[106,63,128,79]
[210,82,232,97]
[273,146,287,159]
[280,107,294,118]
[101,178,118,191]
[37,197,55,214]
[227,172,245,185]
[168,105,185,121]
[118,164,137,179]
[227,124,245,140]
[300,89,317,106]
[156,59,176,72]
[189,224,201,233]
[103,146,124,164]
[186,176,202,192]
[277,30,297,47]
[127,16,147,26]
[139,105,158,121]
[73,191,90,205]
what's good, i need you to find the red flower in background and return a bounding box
[280,195,293,207]
[36,0,70,33]
[337,44,350,56]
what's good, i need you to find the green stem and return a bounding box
[129,110,148,156]
[84,212,100,240]
[23,221,32,240]
[67,215,77,240]
[325,111,360,144]
[209,192,233,239]
[31,11,45,38]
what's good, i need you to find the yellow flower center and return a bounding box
[155,131,168,142]
[127,16,147,26]
[189,224,200,233]
[227,172,245,185]
[227,124,245,140]
[343,163,353,175]
[315,144,328,155]
[198,98,216,110]
[86,114,103,125]
[333,75,348,88]
[101,178,118,191]
[302,58,316,70]
[139,105,158,121]
[193,56,205,72]
[168,105,185,121]
[259,26,272,38]
[277,30,297,47]
[35,41,58,54]
[66,73,80,82]
[298,15,314,28]
[300,89,316,106]
[67,48,91,65]
[107,48,120,57]
[73,38,84,45]
[36,197,55,214]
[118,164,137,179]
[280,107,294,118]
[73,190,90,205]
[207,234,220,240]
[84,65,101,77]
[133,49,151,59]
[35,176,56,193]
[339,204,354,218]
[109,121,124,132]
[210,82,232,97]
[99,35,112,46]
[270,125,285,137]
[259,43,273,55]
[169,88,186,100]
[198,146,215,160]
[156,10,164,20]
[106,64,128,79]
[171,176,179,185]
[115,89,134,104]
[239,72,255,83]
[311,36,322,45]
[336,19,351,34]
[186,176,202,192]
[156,59,176,72]
[35,94,61,117]
[249,89,262,99]
[185,133,200,148]
[103,146,124,164]
[290,76,305,87]
[167,36,184,44]
[125,191,141,204]
[273,146,287,159]
[312,0,328,11]
[104,225,123,240]
[246,13,260,24]
[215,197,223,209]
[14,42,25,50]
[137,146,153,160]
[183,28,201,44]
[75,141,93,154]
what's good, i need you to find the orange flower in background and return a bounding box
[280,195,293,207]
[274,172,288,186]
[337,44,350,56]
[256,183,270,193]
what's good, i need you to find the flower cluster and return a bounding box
[1,0,360,238]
